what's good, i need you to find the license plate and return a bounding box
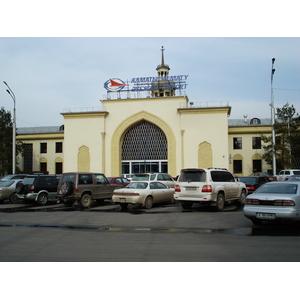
[256,213,276,220]
[119,198,126,203]
[186,187,197,191]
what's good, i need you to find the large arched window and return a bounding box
[122,121,167,160]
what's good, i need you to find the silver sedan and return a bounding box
[112,181,175,209]
[243,181,300,225]
[0,179,23,203]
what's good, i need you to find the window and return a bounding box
[55,162,63,174]
[253,160,262,172]
[78,174,93,184]
[233,137,242,149]
[40,162,47,173]
[250,118,261,125]
[56,142,63,153]
[40,143,47,153]
[233,160,242,173]
[252,137,261,149]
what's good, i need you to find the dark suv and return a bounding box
[57,172,121,208]
[16,175,59,206]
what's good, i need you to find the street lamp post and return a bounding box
[3,81,16,174]
[270,58,276,176]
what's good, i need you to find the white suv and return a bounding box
[174,168,247,211]
[277,169,300,181]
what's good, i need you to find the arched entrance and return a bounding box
[110,111,176,176]
[122,121,168,175]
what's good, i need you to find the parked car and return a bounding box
[123,174,134,181]
[250,172,277,181]
[244,181,300,225]
[131,173,175,188]
[0,174,29,183]
[277,169,300,181]
[112,181,174,209]
[238,176,270,194]
[287,175,300,181]
[174,168,247,210]
[0,179,23,203]
[57,172,122,208]
[107,177,130,187]
[16,175,59,205]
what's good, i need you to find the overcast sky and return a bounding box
[0,3,299,128]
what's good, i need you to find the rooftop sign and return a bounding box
[104,75,188,93]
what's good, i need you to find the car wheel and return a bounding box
[144,196,153,209]
[120,203,129,209]
[16,182,25,194]
[215,193,225,211]
[238,190,247,206]
[251,218,263,225]
[180,201,193,209]
[61,181,73,196]
[80,194,92,208]
[9,192,19,204]
[37,193,48,206]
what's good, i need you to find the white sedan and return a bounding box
[112,181,175,209]
[244,181,300,225]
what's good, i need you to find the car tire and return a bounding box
[37,193,49,206]
[180,201,193,209]
[238,190,247,206]
[16,182,25,194]
[214,192,225,211]
[9,192,19,204]
[144,196,153,209]
[61,181,73,196]
[80,194,92,208]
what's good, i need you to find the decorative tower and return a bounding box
[151,46,176,97]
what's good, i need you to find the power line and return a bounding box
[274,88,300,91]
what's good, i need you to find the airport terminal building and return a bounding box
[16,49,272,177]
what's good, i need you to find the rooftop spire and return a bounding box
[161,46,165,66]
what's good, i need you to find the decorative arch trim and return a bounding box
[111,111,176,176]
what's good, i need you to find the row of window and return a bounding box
[40,162,63,174]
[233,137,261,150]
[40,142,63,154]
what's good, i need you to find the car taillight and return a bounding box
[74,189,80,194]
[274,200,295,206]
[202,185,212,192]
[29,185,34,190]
[247,186,255,191]
[175,185,181,192]
[245,199,260,205]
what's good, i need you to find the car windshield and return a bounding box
[23,177,35,185]
[255,183,298,194]
[126,182,148,189]
[288,176,300,181]
[61,174,75,183]
[132,174,150,181]
[179,171,206,182]
[239,177,257,184]
[0,180,14,187]
[0,175,14,181]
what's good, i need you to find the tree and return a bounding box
[0,107,23,176]
[261,103,300,171]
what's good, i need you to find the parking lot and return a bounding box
[1,199,300,262]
